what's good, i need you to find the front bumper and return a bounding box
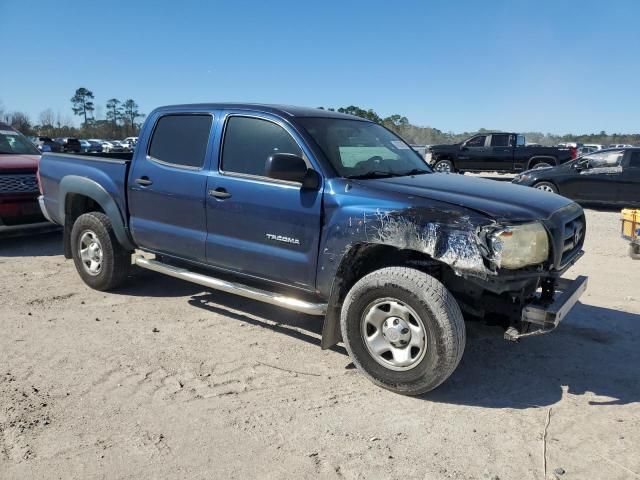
[504,275,588,340]
[38,195,55,223]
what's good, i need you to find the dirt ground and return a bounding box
[1,208,639,480]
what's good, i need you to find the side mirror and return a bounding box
[266,153,320,189]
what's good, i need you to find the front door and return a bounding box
[128,113,213,262]
[205,113,322,290]
[458,134,488,170]
[562,150,625,203]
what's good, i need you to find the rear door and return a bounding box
[620,151,640,205]
[458,134,488,170]
[485,133,514,171]
[204,112,322,289]
[128,113,214,262]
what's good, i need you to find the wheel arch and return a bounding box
[321,243,443,349]
[527,156,558,169]
[59,176,134,258]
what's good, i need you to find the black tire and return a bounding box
[70,212,131,291]
[533,181,558,194]
[630,244,640,260]
[433,159,454,174]
[340,267,465,395]
[530,159,554,169]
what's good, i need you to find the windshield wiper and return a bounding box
[400,168,431,176]
[346,170,402,179]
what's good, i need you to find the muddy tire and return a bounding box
[630,243,640,260]
[340,267,465,395]
[70,212,131,291]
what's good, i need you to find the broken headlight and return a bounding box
[489,222,549,269]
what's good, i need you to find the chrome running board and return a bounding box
[134,256,327,316]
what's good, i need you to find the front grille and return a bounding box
[0,174,39,194]
[561,215,585,265]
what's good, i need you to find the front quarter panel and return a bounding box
[316,178,495,297]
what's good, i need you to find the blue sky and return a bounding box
[1,0,639,134]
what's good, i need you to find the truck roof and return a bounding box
[153,103,364,121]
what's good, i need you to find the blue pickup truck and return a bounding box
[38,104,588,394]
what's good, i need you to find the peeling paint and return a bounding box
[367,210,498,277]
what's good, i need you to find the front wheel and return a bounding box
[71,212,131,291]
[340,267,466,395]
[533,181,558,194]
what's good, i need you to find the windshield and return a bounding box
[0,128,40,155]
[297,118,431,178]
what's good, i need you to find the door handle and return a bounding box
[209,188,231,199]
[135,177,153,186]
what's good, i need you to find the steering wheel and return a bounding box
[352,156,385,172]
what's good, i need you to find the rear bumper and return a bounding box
[504,275,588,340]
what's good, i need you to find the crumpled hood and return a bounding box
[0,154,40,171]
[357,173,575,222]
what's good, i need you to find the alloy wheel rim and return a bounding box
[360,298,427,371]
[536,184,554,193]
[435,161,452,173]
[79,230,104,276]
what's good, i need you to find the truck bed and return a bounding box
[38,152,132,227]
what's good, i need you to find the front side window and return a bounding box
[0,128,40,155]
[466,135,486,147]
[583,150,624,168]
[297,118,430,178]
[148,114,212,168]
[221,116,302,177]
[490,134,511,147]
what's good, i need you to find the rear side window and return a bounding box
[490,134,511,147]
[629,152,640,168]
[221,116,302,177]
[149,114,212,168]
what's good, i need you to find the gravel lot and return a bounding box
[1,208,639,480]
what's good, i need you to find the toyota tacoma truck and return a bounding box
[38,104,587,395]
[428,132,577,174]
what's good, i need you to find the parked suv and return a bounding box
[54,137,82,153]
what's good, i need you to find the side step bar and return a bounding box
[134,256,327,316]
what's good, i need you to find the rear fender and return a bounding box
[59,175,134,251]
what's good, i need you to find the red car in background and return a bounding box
[0,123,57,235]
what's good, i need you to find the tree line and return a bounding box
[0,87,144,140]
[319,105,640,147]
[1,97,638,146]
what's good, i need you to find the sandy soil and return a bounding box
[1,208,639,480]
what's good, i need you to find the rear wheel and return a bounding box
[71,212,131,291]
[433,159,454,173]
[533,181,558,194]
[531,160,553,169]
[340,267,465,395]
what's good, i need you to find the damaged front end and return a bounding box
[320,200,587,343]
